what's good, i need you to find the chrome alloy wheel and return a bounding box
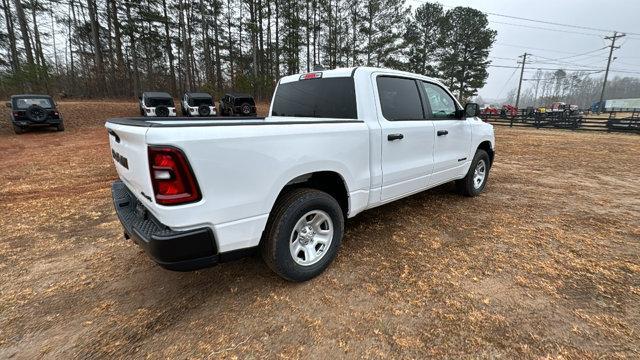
[289,210,334,266]
[473,159,487,189]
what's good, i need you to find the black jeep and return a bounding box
[6,95,64,134]
[219,93,257,116]
[181,92,217,117]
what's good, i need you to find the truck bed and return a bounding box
[106,116,266,127]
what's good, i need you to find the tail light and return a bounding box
[148,146,201,205]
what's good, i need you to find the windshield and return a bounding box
[13,97,53,109]
[145,98,174,107]
[189,98,213,106]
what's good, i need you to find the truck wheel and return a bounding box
[456,149,490,197]
[56,122,65,131]
[261,188,344,282]
[13,124,24,134]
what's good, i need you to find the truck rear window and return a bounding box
[271,77,357,119]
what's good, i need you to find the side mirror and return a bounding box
[464,103,480,118]
[5,101,11,108]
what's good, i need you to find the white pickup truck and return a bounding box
[107,67,495,281]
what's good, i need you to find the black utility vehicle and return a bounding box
[6,94,64,134]
[181,92,217,117]
[139,92,177,117]
[219,93,257,116]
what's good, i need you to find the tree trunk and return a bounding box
[87,0,104,93]
[111,0,125,94]
[161,0,177,95]
[213,0,223,93]
[125,2,140,95]
[179,0,191,91]
[227,0,233,86]
[199,0,212,85]
[13,0,35,67]
[274,0,279,78]
[2,0,20,71]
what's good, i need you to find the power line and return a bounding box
[483,11,638,36]
[553,47,608,60]
[489,64,604,72]
[489,20,605,38]
[494,42,589,55]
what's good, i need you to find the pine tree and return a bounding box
[402,2,443,75]
[437,6,496,101]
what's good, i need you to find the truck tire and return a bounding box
[13,124,24,134]
[56,122,65,131]
[261,188,344,282]
[456,149,490,197]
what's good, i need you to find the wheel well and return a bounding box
[278,171,349,217]
[478,141,494,166]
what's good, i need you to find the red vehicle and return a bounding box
[481,105,499,116]
[501,104,518,117]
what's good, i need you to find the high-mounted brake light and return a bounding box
[148,146,201,205]
[300,72,322,80]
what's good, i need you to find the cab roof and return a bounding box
[278,67,443,85]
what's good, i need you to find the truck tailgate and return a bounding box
[106,122,154,204]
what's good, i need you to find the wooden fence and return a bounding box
[482,109,640,134]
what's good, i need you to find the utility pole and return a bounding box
[599,31,625,112]
[515,52,528,109]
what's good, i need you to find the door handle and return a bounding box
[437,130,449,136]
[387,133,404,141]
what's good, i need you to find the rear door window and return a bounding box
[271,77,357,119]
[376,77,424,121]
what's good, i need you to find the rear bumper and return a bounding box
[13,117,62,127]
[111,180,219,271]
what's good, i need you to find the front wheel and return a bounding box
[56,122,65,131]
[261,188,344,282]
[456,149,491,197]
[13,124,24,134]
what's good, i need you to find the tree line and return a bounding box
[0,0,496,100]
[503,70,640,109]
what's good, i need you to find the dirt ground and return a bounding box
[1,101,639,359]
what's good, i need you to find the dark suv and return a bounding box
[219,93,257,116]
[6,94,64,134]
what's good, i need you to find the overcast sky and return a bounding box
[407,0,640,101]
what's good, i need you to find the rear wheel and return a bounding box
[261,188,344,282]
[456,149,490,197]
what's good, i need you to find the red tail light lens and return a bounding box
[148,146,201,205]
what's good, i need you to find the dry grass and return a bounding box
[0,103,638,358]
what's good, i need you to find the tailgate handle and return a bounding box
[108,129,121,143]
